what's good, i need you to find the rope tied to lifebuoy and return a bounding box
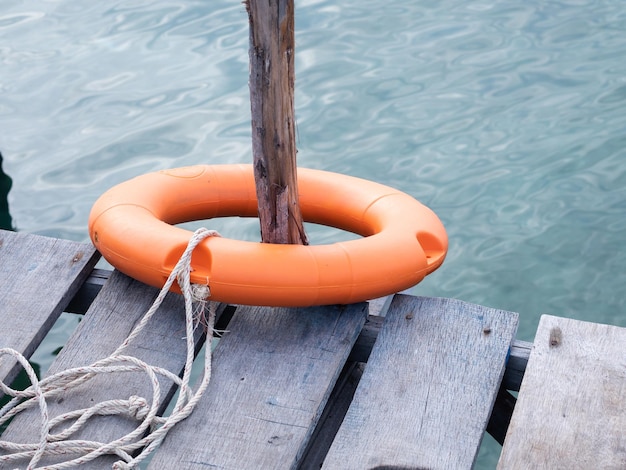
[0,228,221,470]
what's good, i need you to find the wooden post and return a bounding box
[245,0,308,245]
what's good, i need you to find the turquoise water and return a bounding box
[1,0,625,466]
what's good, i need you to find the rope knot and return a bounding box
[191,283,211,302]
[113,461,134,470]
[128,395,149,421]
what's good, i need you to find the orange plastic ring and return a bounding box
[88,164,447,307]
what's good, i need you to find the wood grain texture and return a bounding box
[148,302,367,469]
[1,270,205,468]
[323,295,519,470]
[246,0,307,244]
[0,230,99,385]
[498,315,626,470]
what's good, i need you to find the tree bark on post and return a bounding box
[245,0,308,245]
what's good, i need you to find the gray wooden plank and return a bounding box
[348,312,530,391]
[60,266,535,392]
[1,270,205,468]
[148,302,368,470]
[498,315,626,470]
[323,295,519,470]
[0,230,99,385]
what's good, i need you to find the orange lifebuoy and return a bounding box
[88,164,447,307]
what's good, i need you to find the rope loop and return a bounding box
[0,228,221,469]
[127,395,149,421]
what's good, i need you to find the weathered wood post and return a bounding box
[245,0,308,245]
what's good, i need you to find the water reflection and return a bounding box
[0,152,14,231]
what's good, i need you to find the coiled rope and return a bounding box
[0,228,220,469]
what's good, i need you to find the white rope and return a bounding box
[0,228,221,470]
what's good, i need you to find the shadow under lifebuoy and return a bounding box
[0,151,14,231]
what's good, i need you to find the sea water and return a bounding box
[1,0,625,467]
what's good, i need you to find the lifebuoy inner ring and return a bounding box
[89,164,447,307]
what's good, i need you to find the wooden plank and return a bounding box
[148,302,368,469]
[65,273,534,392]
[323,295,519,469]
[0,230,99,385]
[1,270,206,468]
[349,312,529,391]
[498,315,626,470]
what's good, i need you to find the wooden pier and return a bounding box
[1,229,624,468]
